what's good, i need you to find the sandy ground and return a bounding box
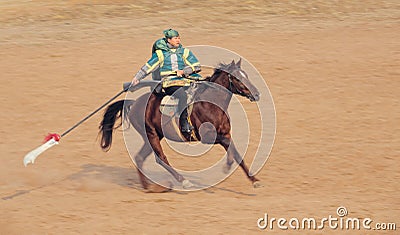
[1,1,399,234]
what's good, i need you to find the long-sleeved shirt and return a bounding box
[134,43,201,82]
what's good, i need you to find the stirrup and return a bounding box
[180,122,193,133]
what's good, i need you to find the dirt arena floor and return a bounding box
[1,1,399,234]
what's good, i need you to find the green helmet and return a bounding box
[163,29,179,39]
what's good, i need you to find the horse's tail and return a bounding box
[99,99,134,151]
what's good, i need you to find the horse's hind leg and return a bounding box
[135,142,173,193]
[220,136,262,187]
[146,132,191,187]
[134,143,152,189]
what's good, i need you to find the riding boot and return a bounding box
[179,108,193,133]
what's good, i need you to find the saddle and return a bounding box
[159,79,197,115]
[159,94,193,117]
[123,80,199,140]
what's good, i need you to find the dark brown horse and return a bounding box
[99,59,262,191]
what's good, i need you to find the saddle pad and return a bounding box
[159,96,198,141]
[159,95,193,117]
[160,96,178,117]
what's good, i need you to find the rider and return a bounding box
[131,29,201,133]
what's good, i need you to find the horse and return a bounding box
[99,59,262,191]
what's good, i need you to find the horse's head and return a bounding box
[220,59,260,102]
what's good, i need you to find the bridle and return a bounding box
[227,71,248,97]
[197,69,253,99]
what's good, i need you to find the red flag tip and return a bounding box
[43,133,61,143]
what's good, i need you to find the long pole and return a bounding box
[61,89,127,137]
[23,87,129,166]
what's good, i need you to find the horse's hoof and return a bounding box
[145,181,172,193]
[253,181,264,188]
[182,179,194,189]
[222,164,232,174]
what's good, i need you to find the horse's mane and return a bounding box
[193,62,234,97]
[204,62,232,82]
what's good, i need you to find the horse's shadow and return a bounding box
[69,164,257,196]
[2,164,256,200]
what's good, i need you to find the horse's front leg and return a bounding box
[218,134,235,173]
[219,135,262,188]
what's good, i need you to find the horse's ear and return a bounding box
[236,58,242,68]
[229,60,235,69]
